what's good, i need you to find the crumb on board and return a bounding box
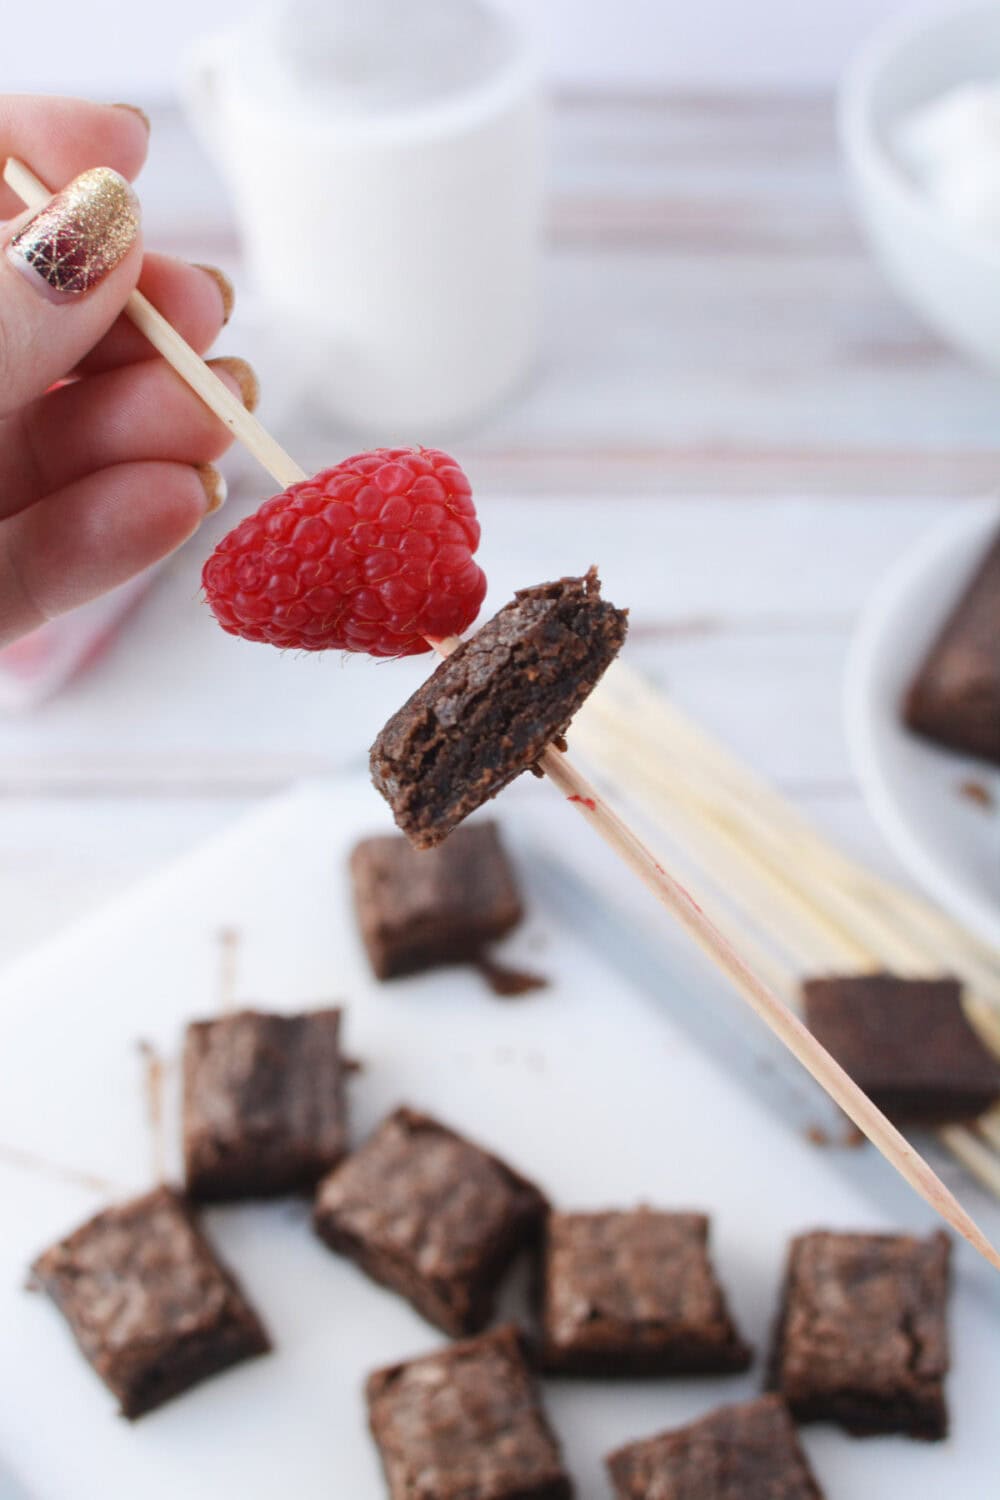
[476,955,549,999]
[958,779,995,811]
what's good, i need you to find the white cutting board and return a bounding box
[0,777,997,1500]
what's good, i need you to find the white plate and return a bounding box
[846,502,1000,950]
[0,779,998,1499]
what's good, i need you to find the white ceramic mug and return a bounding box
[183,2,544,436]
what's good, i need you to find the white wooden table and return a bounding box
[1,94,996,966]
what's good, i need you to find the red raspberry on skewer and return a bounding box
[202,449,487,657]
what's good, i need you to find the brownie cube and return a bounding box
[803,973,1000,1124]
[539,1208,751,1376]
[31,1185,269,1419]
[768,1229,950,1440]
[370,569,628,848]
[350,821,522,980]
[606,1395,826,1500]
[904,528,1000,765]
[367,1323,573,1500]
[183,1007,348,1201]
[313,1106,547,1336]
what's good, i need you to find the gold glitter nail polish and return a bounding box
[195,464,227,515]
[112,102,151,134]
[207,356,260,412]
[195,263,235,325]
[6,167,139,302]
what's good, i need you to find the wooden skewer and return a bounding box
[3,158,307,491]
[579,681,1000,1017]
[574,682,1000,1199]
[539,748,1000,1265]
[606,778,1000,1200]
[8,155,999,1274]
[585,666,1000,985]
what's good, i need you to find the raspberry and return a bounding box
[202,448,487,657]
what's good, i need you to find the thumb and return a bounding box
[0,166,141,415]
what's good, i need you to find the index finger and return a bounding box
[0,95,149,218]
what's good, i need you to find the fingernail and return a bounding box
[112,102,151,134]
[208,356,259,412]
[196,464,227,515]
[195,263,235,324]
[6,167,139,302]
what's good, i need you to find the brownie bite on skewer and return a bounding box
[802,974,1000,1125]
[606,1395,827,1500]
[183,1008,349,1201]
[367,1324,572,1500]
[313,1107,547,1336]
[30,1186,269,1419]
[538,1208,751,1376]
[768,1229,951,1440]
[371,569,627,847]
[904,528,1000,765]
[350,821,522,979]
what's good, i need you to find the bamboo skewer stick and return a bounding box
[939,1126,1000,1200]
[594,733,864,969]
[575,675,1000,1199]
[978,1112,1000,1153]
[537,750,1000,1267]
[585,666,1000,984]
[8,156,999,1273]
[579,688,1000,1016]
[579,681,1000,1014]
[615,776,1000,1195]
[3,158,308,491]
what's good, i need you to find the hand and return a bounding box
[0,96,257,647]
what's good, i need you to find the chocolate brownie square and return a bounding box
[803,973,1000,1124]
[904,528,1000,765]
[367,1323,572,1500]
[30,1185,269,1419]
[350,821,522,979]
[768,1229,951,1439]
[313,1106,547,1336]
[370,569,628,848]
[539,1208,751,1375]
[183,1007,348,1201]
[606,1395,826,1500]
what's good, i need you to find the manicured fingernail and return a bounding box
[6,167,139,302]
[196,464,227,515]
[208,356,259,412]
[195,263,235,324]
[112,102,151,134]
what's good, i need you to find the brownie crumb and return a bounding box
[476,955,549,998]
[958,778,995,810]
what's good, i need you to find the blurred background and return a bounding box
[1,0,997,960]
[1,2,930,93]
